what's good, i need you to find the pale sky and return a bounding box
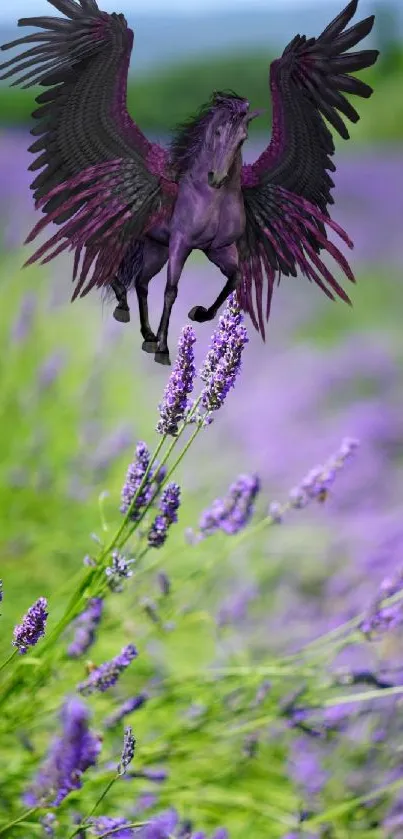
[0,0,318,21]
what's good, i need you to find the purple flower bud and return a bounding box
[67,598,103,658]
[11,292,37,344]
[78,644,138,695]
[105,550,134,592]
[148,483,181,548]
[118,726,136,775]
[252,680,271,707]
[198,473,260,538]
[132,767,168,783]
[92,817,134,838]
[121,442,154,521]
[145,809,178,839]
[24,696,101,807]
[289,438,359,510]
[40,813,57,837]
[13,597,48,655]
[157,572,171,596]
[157,325,196,436]
[268,501,283,523]
[361,568,403,637]
[37,351,66,390]
[104,693,149,729]
[200,294,248,414]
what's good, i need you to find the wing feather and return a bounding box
[0,0,176,296]
[239,0,379,335]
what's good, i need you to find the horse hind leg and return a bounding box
[111,277,131,323]
[136,238,169,354]
[188,243,241,323]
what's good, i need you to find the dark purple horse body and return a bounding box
[0,0,379,364]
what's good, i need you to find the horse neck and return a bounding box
[186,145,243,190]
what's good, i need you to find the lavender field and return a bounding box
[1,124,403,839]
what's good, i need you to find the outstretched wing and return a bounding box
[239,0,379,337]
[0,0,176,297]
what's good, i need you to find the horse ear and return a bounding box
[247,108,265,122]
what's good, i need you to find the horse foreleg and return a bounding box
[111,277,130,323]
[188,243,241,323]
[155,234,191,366]
[136,238,169,353]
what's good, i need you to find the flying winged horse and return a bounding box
[0,0,378,364]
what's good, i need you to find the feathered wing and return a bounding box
[0,0,176,297]
[239,0,379,337]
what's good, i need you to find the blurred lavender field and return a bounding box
[1,127,403,655]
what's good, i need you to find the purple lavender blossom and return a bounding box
[360,568,403,637]
[144,809,178,839]
[11,292,36,343]
[131,767,168,783]
[269,437,359,518]
[157,572,171,596]
[148,483,181,548]
[92,817,134,838]
[200,294,248,414]
[0,579,3,603]
[104,693,149,729]
[78,644,138,695]
[13,596,48,654]
[121,442,154,521]
[211,830,229,839]
[196,473,260,539]
[157,325,196,435]
[37,351,67,390]
[105,551,134,593]
[289,437,359,508]
[288,736,329,798]
[24,696,101,807]
[67,598,103,658]
[40,813,56,836]
[252,680,271,707]
[117,726,136,775]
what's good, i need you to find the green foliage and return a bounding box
[0,249,403,837]
[0,47,402,140]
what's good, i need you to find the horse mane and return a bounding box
[169,89,248,176]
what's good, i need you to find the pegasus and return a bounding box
[0,0,379,364]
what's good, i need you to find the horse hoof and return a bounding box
[113,306,130,323]
[188,305,209,323]
[142,339,158,353]
[154,350,171,366]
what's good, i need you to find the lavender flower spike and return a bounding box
[104,693,149,729]
[67,598,103,658]
[200,294,248,414]
[13,596,48,654]
[121,442,154,521]
[288,436,359,509]
[24,696,101,807]
[117,726,136,775]
[145,809,178,839]
[78,644,138,695]
[148,482,181,548]
[361,567,403,637]
[157,325,196,436]
[197,473,260,539]
[92,817,134,838]
[105,550,134,593]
